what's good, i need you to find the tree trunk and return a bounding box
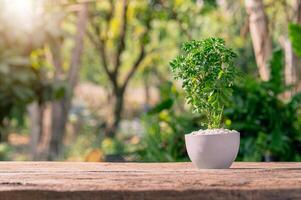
[282,37,297,98]
[87,0,147,138]
[294,0,301,23]
[281,0,301,98]
[47,3,89,160]
[106,88,125,138]
[295,0,301,93]
[47,21,64,161]
[28,102,44,160]
[244,0,272,81]
[48,98,69,160]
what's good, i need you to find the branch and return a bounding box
[240,17,249,38]
[67,3,89,90]
[169,6,192,40]
[86,29,99,48]
[99,39,116,83]
[121,44,146,92]
[87,17,116,85]
[120,8,153,92]
[107,0,115,22]
[48,38,63,77]
[102,0,115,41]
[174,16,192,40]
[113,0,128,74]
[280,0,291,24]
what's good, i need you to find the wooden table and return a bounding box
[0,162,300,200]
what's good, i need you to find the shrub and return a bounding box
[225,49,301,161]
[170,38,238,128]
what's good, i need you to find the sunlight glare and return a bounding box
[1,0,44,32]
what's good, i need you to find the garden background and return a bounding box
[1,0,301,162]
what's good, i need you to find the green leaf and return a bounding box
[268,48,284,94]
[147,98,174,115]
[289,23,301,57]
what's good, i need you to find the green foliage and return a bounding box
[0,61,36,129]
[224,49,301,161]
[289,23,301,57]
[0,143,11,160]
[138,81,201,161]
[200,0,217,14]
[0,52,66,140]
[268,48,285,93]
[170,38,238,128]
[101,137,125,156]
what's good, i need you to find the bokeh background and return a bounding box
[0,0,301,162]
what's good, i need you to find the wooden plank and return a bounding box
[0,162,301,200]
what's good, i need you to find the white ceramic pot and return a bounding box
[185,130,240,169]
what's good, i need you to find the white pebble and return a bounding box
[189,128,239,135]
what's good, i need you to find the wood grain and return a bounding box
[0,162,301,200]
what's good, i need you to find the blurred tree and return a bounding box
[47,2,89,160]
[284,0,301,97]
[244,0,272,81]
[244,0,301,97]
[87,0,154,137]
[0,1,51,143]
[86,0,211,138]
[272,0,301,98]
[27,1,89,160]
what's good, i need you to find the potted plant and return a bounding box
[170,38,240,169]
